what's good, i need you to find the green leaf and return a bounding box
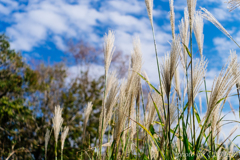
[137,72,162,96]
[182,43,192,58]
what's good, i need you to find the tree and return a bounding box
[0,34,39,159]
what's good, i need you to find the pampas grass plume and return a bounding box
[52,105,63,143]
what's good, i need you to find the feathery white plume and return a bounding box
[179,8,190,69]
[187,0,197,29]
[169,0,175,39]
[45,129,51,158]
[83,102,93,139]
[188,58,207,112]
[161,36,181,97]
[61,126,69,150]
[193,11,204,58]
[104,30,115,75]
[227,0,240,11]
[174,66,181,99]
[201,8,232,40]
[145,0,154,25]
[52,105,63,143]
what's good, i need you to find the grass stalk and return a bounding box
[190,23,196,160]
[61,149,63,160]
[55,142,57,160]
[236,84,240,118]
[167,95,171,159]
[150,23,166,121]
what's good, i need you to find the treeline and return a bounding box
[0,34,128,159]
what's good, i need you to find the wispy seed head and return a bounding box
[227,0,240,11]
[187,0,197,29]
[193,11,204,58]
[145,0,154,25]
[104,30,115,75]
[61,126,69,150]
[201,7,232,39]
[169,0,175,39]
[52,105,63,143]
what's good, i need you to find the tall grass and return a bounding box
[43,0,240,160]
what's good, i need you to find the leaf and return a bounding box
[137,72,162,96]
[182,43,192,58]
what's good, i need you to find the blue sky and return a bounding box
[0,0,238,79]
[1,0,240,141]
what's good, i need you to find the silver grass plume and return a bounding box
[188,58,207,112]
[114,79,128,144]
[187,0,197,29]
[114,37,142,146]
[99,71,119,142]
[230,50,240,118]
[179,8,190,70]
[146,91,163,129]
[52,105,63,144]
[193,11,204,58]
[104,30,115,76]
[174,66,181,99]
[45,129,51,159]
[201,8,232,40]
[126,37,143,118]
[61,126,69,150]
[170,92,178,125]
[227,0,240,11]
[204,53,240,129]
[105,70,118,101]
[210,103,221,139]
[169,0,175,39]
[160,36,181,97]
[145,0,154,25]
[83,102,93,139]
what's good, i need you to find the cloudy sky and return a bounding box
[1,0,240,143]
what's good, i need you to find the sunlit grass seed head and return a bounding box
[205,52,240,123]
[201,7,232,39]
[169,0,175,39]
[104,30,115,76]
[179,7,190,69]
[227,0,240,11]
[145,0,153,25]
[83,102,93,139]
[174,66,181,99]
[193,11,204,58]
[161,36,181,97]
[45,128,51,157]
[188,57,207,112]
[187,0,197,29]
[52,105,63,143]
[61,126,69,150]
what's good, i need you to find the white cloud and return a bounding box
[53,36,66,51]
